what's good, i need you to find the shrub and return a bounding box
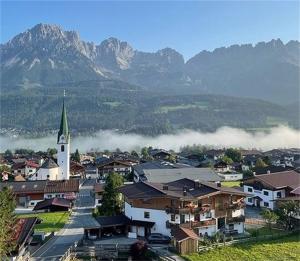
[130,240,148,260]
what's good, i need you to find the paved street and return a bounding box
[31,179,98,260]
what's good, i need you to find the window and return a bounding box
[277,192,282,198]
[171,214,175,222]
[247,187,253,192]
[248,198,253,203]
[47,175,50,179]
[228,224,234,231]
[264,202,269,207]
[61,145,65,152]
[205,211,212,218]
[47,195,52,198]
[144,212,150,219]
[30,202,35,206]
[29,169,33,172]
[263,191,269,196]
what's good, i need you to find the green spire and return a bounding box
[57,98,70,143]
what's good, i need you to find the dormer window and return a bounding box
[61,145,65,152]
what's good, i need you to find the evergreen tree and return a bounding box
[0,187,16,257]
[255,158,268,168]
[73,149,81,163]
[100,173,124,216]
[225,148,242,162]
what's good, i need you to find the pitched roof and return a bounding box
[143,168,222,183]
[253,166,294,175]
[57,100,70,143]
[172,227,199,242]
[41,158,59,169]
[45,179,79,193]
[33,198,71,210]
[251,170,300,190]
[13,217,38,247]
[0,180,47,194]
[119,178,246,200]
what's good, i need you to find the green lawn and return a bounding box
[183,234,300,261]
[246,227,283,237]
[221,181,241,188]
[18,211,70,233]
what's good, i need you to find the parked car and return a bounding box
[147,233,171,244]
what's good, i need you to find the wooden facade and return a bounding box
[175,238,198,255]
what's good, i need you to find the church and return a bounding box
[31,97,70,181]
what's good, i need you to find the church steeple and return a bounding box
[57,99,69,143]
[57,90,70,180]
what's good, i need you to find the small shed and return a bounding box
[33,198,72,212]
[171,227,199,255]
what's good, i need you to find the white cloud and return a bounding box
[0,125,299,153]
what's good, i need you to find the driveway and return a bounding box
[245,206,263,219]
[31,179,98,260]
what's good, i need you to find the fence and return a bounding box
[198,230,297,253]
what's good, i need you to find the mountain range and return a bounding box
[0,24,299,135]
[1,23,299,104]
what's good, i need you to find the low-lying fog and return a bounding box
[0,126,299,153]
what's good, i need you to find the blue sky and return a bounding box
[1,1,299,59]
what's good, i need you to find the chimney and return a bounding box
[163,185,168,191]
[216,181,221,187]
[194,179,200,188]
[267,170,271,174]
[253,172,256,176]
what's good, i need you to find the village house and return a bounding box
[10,217,38,258]
[243,170,300,209]
[136,167,222,183]
[118,178,247,239]
[12,160,40,177]
[96,158,133,178]
[149,149,173,160]
[133,160,193,182]
[29,158,60,181]
[0,179,79,208]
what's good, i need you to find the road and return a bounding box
[31,179,99,261]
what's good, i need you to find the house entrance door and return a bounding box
[180,214,185,224]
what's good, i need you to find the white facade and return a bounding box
[218,173,243,181]
[124,202,245,237]
[57,134,70,180]
[244,185,285,210]
[30,167,59,181]
[125,202,171,236]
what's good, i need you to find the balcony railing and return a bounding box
[180,219,216,229]
[226,215,245,223]
[165,206,208,215]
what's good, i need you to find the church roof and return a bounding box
[57,100,70,143]
[41,158,59,169]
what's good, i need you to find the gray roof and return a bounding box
[133,160,192,176]
[143,167,222,183]
[41,158,59,169]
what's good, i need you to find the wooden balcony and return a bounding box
[226,215,245,223]
[165,206,207,215]
[180,219,216,229]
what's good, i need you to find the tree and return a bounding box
[166,154,177,163]
[0,187,16,257]
[130,240,148,260]
[47,148,57,157]
[221,155,233,165]
[275,201,300,230]
[72,149,81,163]
[225,148,242,162]
[100,173,124,216]
[261,208,278,231]
[255,158,268,168]
[130,150,139,158]
[4,149,13,159]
